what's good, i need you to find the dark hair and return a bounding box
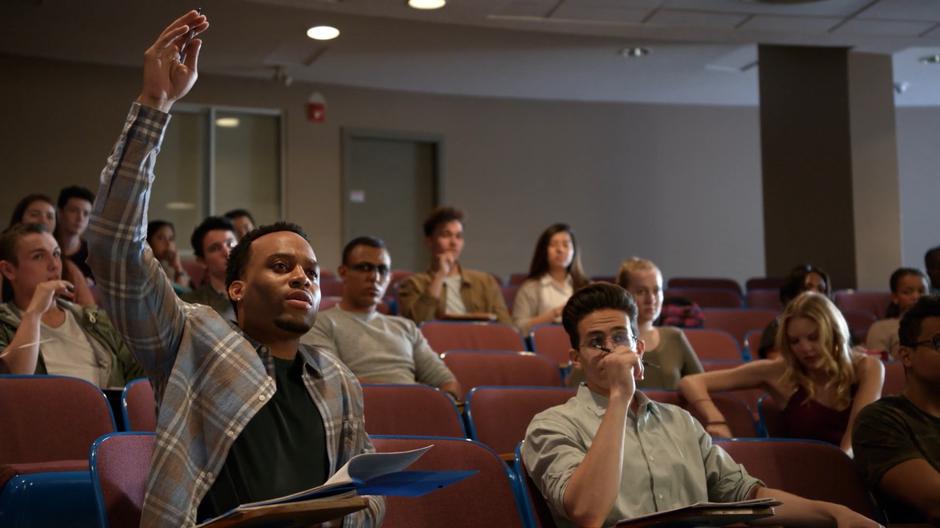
[779,264,831,305]
[526,223,589,289]
[225,222,309,311]
[422,207,464,238]
[342,236,386,265]
[562,282,638,349]
[8,194,54,229]
[56,185,94,210]
[224,209,256,223]
[898,295,940,348]
[190,216,235,258]
[146,220,174,246]
[885,267,931,318]
[0,223,49,264]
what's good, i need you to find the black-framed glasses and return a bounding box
[580,330,636,353]
[906,334,940,352]
[349,262,390,277]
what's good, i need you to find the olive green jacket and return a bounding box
[0,299,145,387]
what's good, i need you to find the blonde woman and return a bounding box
[679,291,884,456]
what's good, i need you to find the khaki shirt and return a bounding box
[397,266,511,326]
[523,385,762,527]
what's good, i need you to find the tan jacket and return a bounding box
[397,266,512,326]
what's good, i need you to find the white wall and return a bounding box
[896,107,940,272]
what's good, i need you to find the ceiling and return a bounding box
[3,0,940,105]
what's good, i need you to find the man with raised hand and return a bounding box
[86,11,383,527]
[523,282,881,528]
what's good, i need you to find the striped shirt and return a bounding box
[87,103,384,527]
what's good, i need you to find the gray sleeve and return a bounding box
[300,314,340,360]
[675,328,704,376]
[697,419,763,501]
[512,280,541,335]
[522,412,584,520]
[409,322,456,388]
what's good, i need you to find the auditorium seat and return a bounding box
[514,442,558,528]
[644,389,757,437]
[745,277,785,291]
[716,439,883,519]
[882,361,905,396]
[0,375,116,527]
[89,432,155,528]
[667,277,742,296]
[122,378,156,432]
[833,290,892,320]
[701,309,777,347]
[744,329,765,360]
[508,273,528,286]
[421,321,525,352]
[745,289,782,310]
[529,324,572,367]
[441,351,563,400]
[683,328,744,362]
[372,436,527,528]
[320,277,344,297]
[502,284,520,311]
[840,308,877,343]
[664,288,743,309]
[465,386,575,458]
[362,384,465,437]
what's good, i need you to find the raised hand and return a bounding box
[599,346,642,401]
[25,280,74,317]
[138,10,209,113]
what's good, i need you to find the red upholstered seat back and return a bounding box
[665,288,743,309]
[123,378,157,432]
[701,309,777,347]
[683,328,743,361]
[372,436,526,528]
[530,324,572,366]
[0,376,114,464]
[421,322,525,352]
[90,433,154,528]
[667,277,742,296]
[442,351,563,399]
[466,386,576,456]
[362,384,464,437]
[882,361,905,396]
[716,439,880,518]
[833,290,892,320]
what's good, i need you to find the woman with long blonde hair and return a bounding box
[679,291,884,455]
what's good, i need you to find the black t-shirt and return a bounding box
[852,395,940,523]
[67,238,94,282]
[197,354,329,521]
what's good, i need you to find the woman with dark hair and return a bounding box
[3,194,95,306]
[680,292,884,455]
[757,264,831,359]
[512,223,589,335]
[146,220,192,293]
[865,267,930,356]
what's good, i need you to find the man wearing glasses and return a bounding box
[853,295,940,524]
[302,236,461,401]
[523,282,880,528]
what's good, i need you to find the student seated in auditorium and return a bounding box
[54,185,96,284]
[0,223,144,387]
[180,216,237,320]
[522,283,880,528]
[302,236,461,400]
[398,206,511,325]
[4,193,95,306]
[567,257,703,389]
[512,223,589,336]
[926,246,940,295]
[87,11,382,526]
[757,263,832,359]
[147,220,192,293]
[679,292,883,455]
[224,208,256,241]
[853,295,940,524]
[865,267,930,357]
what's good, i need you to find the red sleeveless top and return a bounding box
[782,384,856,445]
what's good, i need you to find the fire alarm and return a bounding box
[306,92,326,123]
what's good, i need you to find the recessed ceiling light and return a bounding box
[620,47,650,58]
[215,117,240,128]
[408,0,446,9]
[307,25,340,41]
[919,54,940,65]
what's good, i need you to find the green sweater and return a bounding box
[0,300,145,387]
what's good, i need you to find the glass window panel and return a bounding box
[213,111,281,226]
[152,110,207,256]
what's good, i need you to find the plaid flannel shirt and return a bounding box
[87,103,384,527]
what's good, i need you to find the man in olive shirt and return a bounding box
[181,216,237,320]
[853,295,940,524]
[398,206,511,325]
